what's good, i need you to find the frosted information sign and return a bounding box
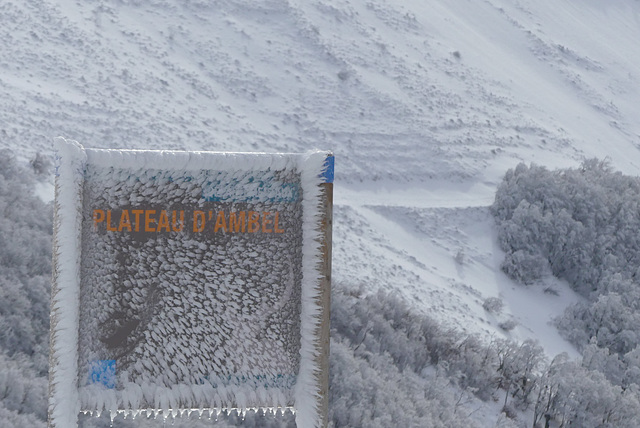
[49,139,333,428]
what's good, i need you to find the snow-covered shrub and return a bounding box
[499,319,518,332]
[437,335,493,401]
[30,152,52,176]
[0,405,45,428]
[483,296,504,314]
[493,339,545,409]
[0,352,47,422]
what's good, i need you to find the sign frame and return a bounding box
[48,138,332,427]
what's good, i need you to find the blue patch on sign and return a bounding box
[89,360,116,389]
[320,155,334,183]
[201,177,301,203]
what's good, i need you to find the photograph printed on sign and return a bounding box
[77,166,303,409]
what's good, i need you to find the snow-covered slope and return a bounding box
[7,1,640,181]
[3,0,640,424]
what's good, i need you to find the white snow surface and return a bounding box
[6,0,640,425]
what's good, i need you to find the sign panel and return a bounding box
[49,139,332,427]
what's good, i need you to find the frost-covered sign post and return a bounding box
[49,138,333,428]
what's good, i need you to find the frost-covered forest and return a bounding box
[492,160,640,427]
[0,152,50,426]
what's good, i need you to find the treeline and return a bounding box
[0,150,51,427]
[330,284,640,428]
[492,159,640,426]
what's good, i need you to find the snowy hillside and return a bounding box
[3,0,640,426]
